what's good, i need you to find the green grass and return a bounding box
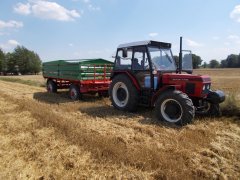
[0,77,45,87]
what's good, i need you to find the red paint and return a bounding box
[161,73,211,97]
[111,70,141,91]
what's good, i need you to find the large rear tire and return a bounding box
[155,90,195,126]
[109,74,139,112]
[47,80,57,93]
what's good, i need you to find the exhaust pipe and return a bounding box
[179,36,183,74]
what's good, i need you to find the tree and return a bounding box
[238,54,240,67]
[220,59,227,68]
[5,52,16,74]
[0,48,4,72]
[226,54,238,68]
[11,46,42,74]
[192,54,203,69]
[209,59,220,68]
[203,62,208,68]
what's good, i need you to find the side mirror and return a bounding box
[123,48,128,58]
[182,50,193,73]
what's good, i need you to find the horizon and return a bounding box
[0,0,240,63]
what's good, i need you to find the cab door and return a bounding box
[132,46,152,105]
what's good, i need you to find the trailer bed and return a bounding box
[42,59,113,97]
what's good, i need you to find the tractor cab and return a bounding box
[110,38,225,126]
[113,40,193,93]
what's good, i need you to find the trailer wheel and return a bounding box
[155,90,195,126]
[47,80,57,93]
[69,84,81,101]
[109,74,139,112]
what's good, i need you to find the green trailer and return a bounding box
[42,59,113,100]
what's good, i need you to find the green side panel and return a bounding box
[43,59,113,80]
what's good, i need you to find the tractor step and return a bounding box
[139,89,152,106]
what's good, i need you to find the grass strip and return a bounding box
[0,77,45,87]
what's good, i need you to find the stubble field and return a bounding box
[0,69,239,179]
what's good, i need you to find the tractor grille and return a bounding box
[186,83,195,94]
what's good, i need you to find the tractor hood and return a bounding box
[160,73,212,97]
[161,73,211,83]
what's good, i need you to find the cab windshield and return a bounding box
[148,47,176,71]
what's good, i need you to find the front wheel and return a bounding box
[155,90,195,126]
[197,102,221,117]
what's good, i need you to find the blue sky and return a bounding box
[0,0,240,62]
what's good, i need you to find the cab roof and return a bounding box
[117,40,171,49]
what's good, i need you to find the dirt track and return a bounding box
[0,80,240,179]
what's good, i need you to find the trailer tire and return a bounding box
[69,84,81,101]
[155,90,195,126]
[109,74,139,112]
[47,80,57,93]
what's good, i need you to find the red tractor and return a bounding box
[109,37,225,125]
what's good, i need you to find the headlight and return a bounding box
[202,84,211,91]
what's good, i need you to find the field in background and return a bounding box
[0,69,239,179]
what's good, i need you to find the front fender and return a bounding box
[111,71,141,91]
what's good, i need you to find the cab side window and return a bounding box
[133,47,149,70]
[115,48,133,70]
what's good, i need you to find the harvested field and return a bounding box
[0,69,239,179]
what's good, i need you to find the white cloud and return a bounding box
[14,2,31,15]
[226,34,240,45]
[227,34,239,40]
[149,33,159,37]
[230,5,240,22]
[83,0,90,3]
[68,43,74,47]
[14,1,81,21]
[0,20,23,30]
[88,4,101,11]
[185,39,203,47]
[0,40,20,51]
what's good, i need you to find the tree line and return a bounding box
[204,54,240,68]
[174,53,240,69]
[174,54,203,69]
[0,46,42,75]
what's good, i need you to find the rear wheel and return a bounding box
[47,80,57,93]
[109,74,139,112]
[69,84,81,100]
[155,90,195,125]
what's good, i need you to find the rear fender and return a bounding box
[111,71,141,91]
[151,85,179,106]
